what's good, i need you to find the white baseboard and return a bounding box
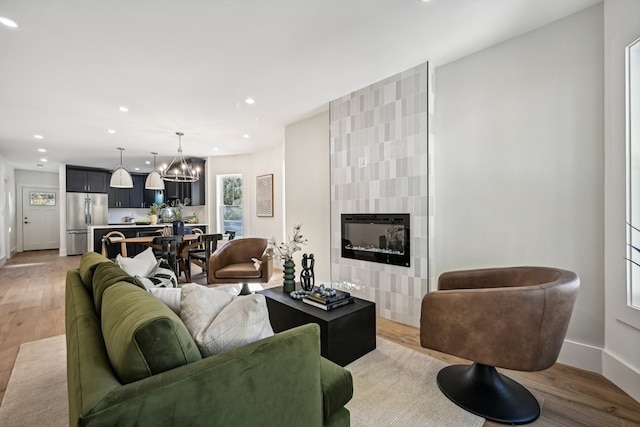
[557,339,603,374]
[603,351,640,403]
[558,339,640,403]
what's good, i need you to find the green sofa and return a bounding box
[65,252,353,426]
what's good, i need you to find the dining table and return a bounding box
[108,234,201,278]
[111,234,228,281]
[115,234,200,245]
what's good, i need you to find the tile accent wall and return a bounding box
[330,62,430,327]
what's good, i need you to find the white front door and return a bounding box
[22,187,60,251]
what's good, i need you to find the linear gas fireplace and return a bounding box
[341,213,410,267]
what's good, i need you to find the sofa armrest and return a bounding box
[320,357,353,420]
[78,324,326,427]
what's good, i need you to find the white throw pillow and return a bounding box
[180,283,272,356]
[116,247,156,277]
[149,287,182,315]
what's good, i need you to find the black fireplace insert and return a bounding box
[341,213,410,267]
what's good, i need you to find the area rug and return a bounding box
[346,338,483,426]
[0,335,68,427]
[0,335,483,427]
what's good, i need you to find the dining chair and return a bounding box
[151,235,183,277]
[225,230,236,240]
[179,233,223,282]
[137,230,162,256]
[101,231,127,259]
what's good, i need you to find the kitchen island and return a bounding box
[88,224,209,255]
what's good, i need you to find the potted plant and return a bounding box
[170,201,186,235]
[146,203,162,225]
[263,224,307,292]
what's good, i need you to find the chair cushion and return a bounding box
[101,282,202,384]
[180,283,272,356]
[214,262,262,279]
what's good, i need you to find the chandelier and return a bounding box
[161,132,200,183]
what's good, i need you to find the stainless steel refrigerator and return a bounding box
[66,193,108,255]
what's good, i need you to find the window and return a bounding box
[217,174,243,237]
[627,37,640,309]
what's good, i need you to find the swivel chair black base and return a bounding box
[436,363,540,425]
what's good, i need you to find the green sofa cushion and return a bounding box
[92,261,145,316]
[101,282,202,384]
[79,251,112,293]
[320,357,354,420]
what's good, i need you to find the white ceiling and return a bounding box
[0,0,600,173]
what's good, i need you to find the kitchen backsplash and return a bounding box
[108,206,206,225]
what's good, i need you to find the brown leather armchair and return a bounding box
[420,266,579,425]
[208,237,273,285]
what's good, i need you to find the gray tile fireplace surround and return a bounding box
[330,61,430,328]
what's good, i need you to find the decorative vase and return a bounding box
[172,220,185,236]
[283,259,296,293]
[149,214,158,225]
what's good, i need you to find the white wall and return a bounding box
[603,0,640,402]
[434,4,605,367]
[284,110,331,282]
[0,153,17,263]
[206,143,284,240]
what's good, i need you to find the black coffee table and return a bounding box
[260,287,376,366]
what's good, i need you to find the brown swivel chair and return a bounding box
[420,266,579,425]
[208,237,273,285]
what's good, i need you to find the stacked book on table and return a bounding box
[302,288,354,311]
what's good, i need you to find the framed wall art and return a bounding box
[30,191,56,206]
[256,174,274,217]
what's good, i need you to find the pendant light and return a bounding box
[145,152,165,190]
[161,132,200,182]
[109,147,133,188]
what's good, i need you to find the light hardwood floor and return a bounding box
[1,250,639,426]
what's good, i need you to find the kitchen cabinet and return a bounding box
[108,174,147,208]
[107,174,166,208]
[108,186,128,208]
[130,175,145,208]
[164,181,192,205]
[66,166,109,193]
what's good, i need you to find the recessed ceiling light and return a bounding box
[134,167,140,171]
[119,106,128,112]
[40,158,48,162]
[108,129,116,134]
[242,134,250,139]
[38,148,46,153]
[213,147,219,152]
[34,134,43,139]
[36,164,44,168]
[145,160,151,165]
[0,16,18,28]
[245,98,255,105]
